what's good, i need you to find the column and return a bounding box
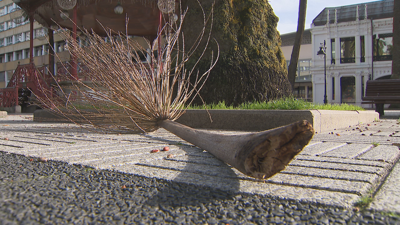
[365,25,373,70]
[335,38,340,64]
[70,4,78,79]
[48,28,55,75]
[29,14,34,63]
[355,35,360,64]
[334,73,340,104]
[355,72,362,105]
[5,71,8,87]
[326,38,332,65]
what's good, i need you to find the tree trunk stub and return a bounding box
[159,119,314,179]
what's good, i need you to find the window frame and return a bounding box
[340,37,356,64]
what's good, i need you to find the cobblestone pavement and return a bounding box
[0,114,399,211]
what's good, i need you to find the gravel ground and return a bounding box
[1,151,399,225]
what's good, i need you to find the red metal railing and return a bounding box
[0,88,18,108]
[1,63,52,107]
[0,59,150,108]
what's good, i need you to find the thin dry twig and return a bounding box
[35,1,218,133]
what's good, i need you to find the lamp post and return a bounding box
[317,40,328,104]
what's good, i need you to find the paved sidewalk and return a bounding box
[0,114,399,212]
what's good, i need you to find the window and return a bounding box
[0,38,4,47]
[0,55,4,63]
[6,53,13,62]
[25,32,30,41]
[56,41,66,52]
[6,36,13,45]
[340,37,355,63]
[15,50,22,60]
[35,46,42,56]
[360,36,365,63]
[7,4,15,13]
[341,76,355,104]
[24,49,30,59]
[0,22,3,31]
[35,28,46,39]
[373,33,393,61]
[6,20,13,29]
[0,72,5,82]
[14,33,22,43]
[0,7,5,16]
[14,17,23,26]
[298,60,311,75]
[43,44,49,55]
[294,86,306,99]
[331,39,336,64]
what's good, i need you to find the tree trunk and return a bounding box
[287,0,307,90]
[391,0,400,79]
[182,0,292,106]
[159,119,314,179]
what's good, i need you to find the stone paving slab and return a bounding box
[369,160,400,213]
[0,115,400,210]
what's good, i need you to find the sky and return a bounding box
[269,0,380,34]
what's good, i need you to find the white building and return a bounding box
[311,0,393,106]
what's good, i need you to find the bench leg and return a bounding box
[375,103,384,116]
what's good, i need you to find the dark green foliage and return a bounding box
[182,0,291,106]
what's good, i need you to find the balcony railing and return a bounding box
[373,55,392,61]
[340,58,355,64]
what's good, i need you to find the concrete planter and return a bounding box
[34,109,379,133]
[176,110,379,133]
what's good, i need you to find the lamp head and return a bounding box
[317,47,326,56]
[114,3,123,14]
[60,10,69,20]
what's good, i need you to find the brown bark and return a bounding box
[159,119,314,179]
[288,0,307,90]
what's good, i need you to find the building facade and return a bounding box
[311,0,393,106]
[0,0,72,88]
[280,29,313,101]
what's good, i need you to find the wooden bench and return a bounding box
[362,79,400,116]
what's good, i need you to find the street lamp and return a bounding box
[317,40,328,104]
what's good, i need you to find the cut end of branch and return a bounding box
[244,120,314,179]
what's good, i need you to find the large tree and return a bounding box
[287,0,307,90]
[391,0,400,79]
[183,0,292,106]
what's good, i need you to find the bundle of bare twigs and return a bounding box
[37,3,216,133]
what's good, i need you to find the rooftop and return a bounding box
[280,29,312,47]
[312,0,393,26]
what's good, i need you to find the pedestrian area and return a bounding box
[0,114,399,211]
